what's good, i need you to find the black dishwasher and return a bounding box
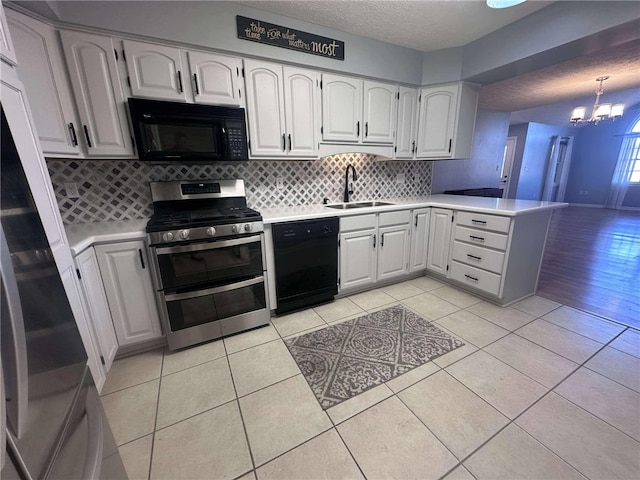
[272,217,339,314]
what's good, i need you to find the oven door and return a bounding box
[152,235,264,291]
[163,276,267,332]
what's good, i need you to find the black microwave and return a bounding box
[128,98,249,162]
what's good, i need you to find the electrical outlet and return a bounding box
[64,182,80,199]
[396,173,405,185]
[276,177,284,189]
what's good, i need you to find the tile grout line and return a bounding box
[438,326,635,480]
[222,339,258,477]
[146,349,165,480]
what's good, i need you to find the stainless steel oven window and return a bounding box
[151,235,264,291]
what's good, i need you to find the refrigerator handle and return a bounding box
[83,388,104,480]
[0,227,29,439]
[1,357,6,470]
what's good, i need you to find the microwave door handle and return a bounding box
[0,228,28,439]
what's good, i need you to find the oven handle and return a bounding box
[155,234,262,255]
[164,276,264,302]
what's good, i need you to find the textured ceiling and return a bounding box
[479,40,640,112]
[236,0,553,52]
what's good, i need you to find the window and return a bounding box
[629,118,640,184]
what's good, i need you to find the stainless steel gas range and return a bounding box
[146,179,270,351]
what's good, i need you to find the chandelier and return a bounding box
[570,76,624,125]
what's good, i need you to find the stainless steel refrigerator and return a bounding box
[1,106,127,479]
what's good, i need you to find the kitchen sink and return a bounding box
[325,201,395,209]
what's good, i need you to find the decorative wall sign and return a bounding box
[236,16,344,60]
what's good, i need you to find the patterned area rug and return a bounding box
[285,305,465,409]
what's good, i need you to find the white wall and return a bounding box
[431,110,510,193]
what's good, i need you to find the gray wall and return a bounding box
[565,105,640,207]
[508,122,575,201]
[431,110,510,193]
[41,0,425,84]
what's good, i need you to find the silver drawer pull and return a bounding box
[469,235,485,242]
[464,274,479,282]
[471,219,487,225]
[467,254,482,261]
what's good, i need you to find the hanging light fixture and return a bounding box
[570,76,625,125]
[486,0,527,8]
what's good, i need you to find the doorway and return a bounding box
[541,136,574,202]
[500,136,517,198]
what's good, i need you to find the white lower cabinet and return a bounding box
[339,210,410,291]
[426,208,453,275]
[409,208,430,272]
[75,247,119,373]
[339,214,377,290]
[95,241,163,346]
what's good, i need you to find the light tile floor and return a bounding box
[101,278,640,480]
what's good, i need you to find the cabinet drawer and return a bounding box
[454,226,508,251]
[341,214,376,232]
[379,210,411,227]
[450,261,501,296]
[451,241,505,274]
[456,211,510,233]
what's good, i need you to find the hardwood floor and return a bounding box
[537,206,640,329]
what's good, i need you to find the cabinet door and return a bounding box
[363,80,396,144]
[0,4,17,65]
[416,85,458,158]
[60,30,134,157]
[95,241,162,346]
[377,224,410,281]
[244,59,286,156]
[339,229,376,290]
[427,208,453,275]
[410,208,430,272]
[283,66,319,157]
[188,51,242,106]
[7,10,81,156]
[395,87,419,159]
[321,74,361,142]
[75,247,119,372]
[123,39,185,101]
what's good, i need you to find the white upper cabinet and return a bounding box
[123,39,186,101]
[416,84,457,158]
[7,10,82,156]
[283,65,319,156]
[0,4,17,65]
[187,51,242,106]
[395,87,419,159]
[322,74,396,144]
[362,80,397,144]
[415,83,478,159]
[244,59,319,158]
[60,30,134,157]
[321,74,362,142]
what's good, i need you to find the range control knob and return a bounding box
[178,230,189,240]
[206,227,216,236]
[162,232,174,242]
[244,223,253,232]
[231,224,240,234]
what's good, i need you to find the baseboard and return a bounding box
[619,206,640,211]
[567,203,604,208]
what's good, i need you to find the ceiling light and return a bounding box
[570,76,624,125]
[486,0,527,8]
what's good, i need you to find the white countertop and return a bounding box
[66,219,148,255]
[261,195,568,224]
[65,196,567,253]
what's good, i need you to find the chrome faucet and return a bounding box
[343,164,358,202]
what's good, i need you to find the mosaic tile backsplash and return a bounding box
[47,154,433,224]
